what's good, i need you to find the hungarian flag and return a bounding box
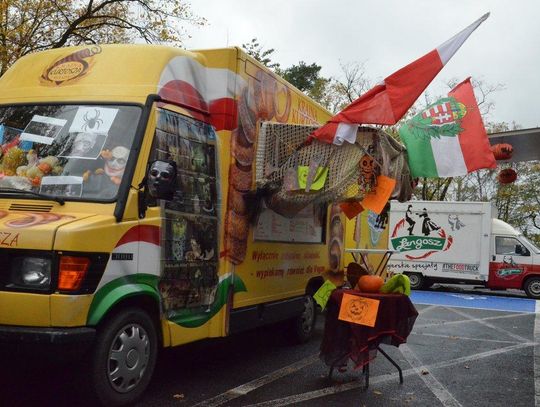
[311,13,490,145]
[399,77,496,177]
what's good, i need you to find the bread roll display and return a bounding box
[223,69,291,265]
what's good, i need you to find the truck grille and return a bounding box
[9,203,54,212]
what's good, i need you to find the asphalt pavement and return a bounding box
[0,285,537,406]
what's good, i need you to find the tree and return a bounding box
[281,61,321,92]
[493,161,540,245]
[0,0,205,75]
[447,77,505,117]
[313,60,373,114]
[241,38,281,71]
[241,38,335,107]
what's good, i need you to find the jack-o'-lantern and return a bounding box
[497,168,517,184]
[490,143,513,160]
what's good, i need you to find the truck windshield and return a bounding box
[0,104,141,202]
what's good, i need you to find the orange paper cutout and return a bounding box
[338,293,380,327]
[361,175,396,215]
[340,201,364,219]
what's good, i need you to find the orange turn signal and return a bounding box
[58,256,90,291]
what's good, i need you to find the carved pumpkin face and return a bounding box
[491,143,513,160]
[347,298,367,319]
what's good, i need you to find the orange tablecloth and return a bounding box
[320,289,418,369]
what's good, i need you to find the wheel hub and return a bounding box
[301,297,315,332]
[107,323,150,393]
[126,348,139,369]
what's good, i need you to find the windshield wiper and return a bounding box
[0,188,65,205]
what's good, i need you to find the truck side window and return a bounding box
[151,108,220,313]
[495,236,529,256]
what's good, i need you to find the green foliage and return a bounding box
[241,38,281,71]
[281,61,322,92]
[241,38,332,107]
[0,0,205,75]
[493,161,540,242]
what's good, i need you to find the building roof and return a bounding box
[488,127,540,163]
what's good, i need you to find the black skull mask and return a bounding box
[147,160,176,200]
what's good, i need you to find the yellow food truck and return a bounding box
[0,44,346,405]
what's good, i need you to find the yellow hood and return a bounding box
[0,210,94,250]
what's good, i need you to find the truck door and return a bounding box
[488,236,532,289]
[150,107,221,331]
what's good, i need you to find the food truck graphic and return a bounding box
[351,200,540,298]
[0,44,345,405]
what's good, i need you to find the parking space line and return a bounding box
[417,304,439,314]
[243,342,534,407]
[415,311,531,329]
[448,307,531,343]
[191,354,319,407]
[413,331,523,345]
[195,303,537,407]
[534,301,540,406]
[400,344,462,406]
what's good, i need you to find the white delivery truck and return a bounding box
[386,201,540,298]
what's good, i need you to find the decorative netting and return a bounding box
[255,122,413,217]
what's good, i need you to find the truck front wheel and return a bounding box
[288,294,317,344]
[524,277,540,299]
[90,307,158,406]
[406,273,426,290]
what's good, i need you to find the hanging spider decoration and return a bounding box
[82,109,104,131]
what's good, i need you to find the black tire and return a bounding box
[524,277,540,299]
[406,273,426,290]
[89,307,158,406]
[288,295,317,344]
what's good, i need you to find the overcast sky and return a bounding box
[185,0,539,129]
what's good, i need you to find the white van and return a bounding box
[386,201,540,298]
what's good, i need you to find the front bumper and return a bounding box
[0,325,95,344]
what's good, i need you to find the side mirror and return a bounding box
[146,160,177,201]
[515,244,530,256]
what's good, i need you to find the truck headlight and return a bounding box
[9,257,51,290]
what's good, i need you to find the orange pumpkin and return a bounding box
[497,168,517,184]
[357,275,384,293]
[490,143,513,160]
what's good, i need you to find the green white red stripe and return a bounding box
[400,78,496,177]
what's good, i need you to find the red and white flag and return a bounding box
[311,13,490,145]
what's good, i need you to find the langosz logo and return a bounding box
[40,46,101,86]
[390,205,453,260]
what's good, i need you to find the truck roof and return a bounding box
[0,44,236,105]
[492,218,520,236]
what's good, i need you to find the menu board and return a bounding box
[254,203,324,243]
